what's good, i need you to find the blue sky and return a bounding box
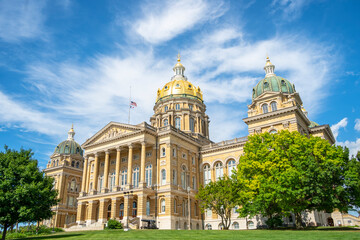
[0,0,359,169]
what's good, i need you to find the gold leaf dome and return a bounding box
[156,54,203,103]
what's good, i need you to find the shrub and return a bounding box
[5,232,27,239]
[107,219,123,229]
[265,215,283,229]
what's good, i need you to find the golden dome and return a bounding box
[156,54,203,103]
[156,79,203,103]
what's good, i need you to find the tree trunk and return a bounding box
[2,222,8,240]
[295,212,303,229]
[36,221,40,234]
[16,222,18,233]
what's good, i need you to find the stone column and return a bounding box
[140,142,146,186]
[103,150,110,192]
[98,199,108,223]
[87,201,97,224]
[111,198,119,219]
[76,202,86,224]
[127,144,133,189]
[85,159,91,192]
[114,148,121,190]
[138,194,147,218]
[81,157,88,193]
[93,154,99,191]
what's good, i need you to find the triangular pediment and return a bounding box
[82,121,143,147]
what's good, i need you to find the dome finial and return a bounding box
[264,55,275,77]
[173,53,185,76]
[68,124,75,140]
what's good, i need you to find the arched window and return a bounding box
[164,106,168,112]
[76,161,80,168]
[227,160,236,176]
[91,164,94,172]
[194,202,198,216]
[206,223,212,230]
[271,101,277,111]
[181,166,187,189]
[175,117,181,129]
[71,161,75,167]
[164,119,168,126]
[132,201,137,217]
[161,147,166,157]
[218,223,224,230]
[233,222,239,230]
[203,164,211,185]
[192,176,196,189]
[145,164,152,186]
[119,203,124,219]
[133,167,139,188]
[262,103,268,113]
[56,160,59,166]
[161,169,166,185]
[172,169,177,186]
[160,199,166,213]
[121,169,127,186]
[248,221,255,229]
[269,129,277,134]
[146,198,150,216]
[190,118,195,132]
[215,162,223,180]
[109,172,116,190]
[175,104,180,110]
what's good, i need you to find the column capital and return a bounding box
[116,147,122,152]
[105,150,110,155]
[128,144,133,149]
[141,141,146,146]
[95,153,99,157]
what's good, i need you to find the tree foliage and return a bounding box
[0,146,59,240]
[196,177,237,230]
[235,131,357,229]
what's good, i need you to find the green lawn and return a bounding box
[22,229,360,240]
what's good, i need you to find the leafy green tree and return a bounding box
[196,177,237,230]
[236,131,355,229]
[0,146,58,240]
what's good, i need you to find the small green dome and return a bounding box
[54,140,83,156]
[252,76,296,99]
[54,126,83,156]
[309,121,320,128]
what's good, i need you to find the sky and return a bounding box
[0,0,359,169]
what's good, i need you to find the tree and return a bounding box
[236,131,356,229]
[0,146,59,240]
[196,177,237,230]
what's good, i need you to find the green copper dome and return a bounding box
[54,126,83,156]
[309,121,320,128]
[252,56,296,99]
[252,76,296,99]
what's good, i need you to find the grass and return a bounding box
[21,228,360,240]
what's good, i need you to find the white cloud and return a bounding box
[133,0,227,44]
[355,119,360,132]
[337,138,360,158]
[0,91,64,136]
[271,0,310,21]
[331,118,348,140]
[0,0,47,42]
[183,28,333,116]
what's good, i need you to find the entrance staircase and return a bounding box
[65,221,105,232]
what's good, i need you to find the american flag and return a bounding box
[130,101,137,108]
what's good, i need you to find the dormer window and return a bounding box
[188,84,192,88]
[165,86,168,90]
[281,80,286,86]
[264,81,269,90]
[176,84,180,88]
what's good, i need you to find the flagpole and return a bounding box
[128,85,131,124]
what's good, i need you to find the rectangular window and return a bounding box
[172,148,176,157]
[133,154,139,160]
[182,153,187,159]
[146,152,152,157]
[192,156,195,165]
[192,176,196,189]
[121,157,127,162]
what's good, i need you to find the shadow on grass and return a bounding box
[312,227,360,231]
[25,233,84,239]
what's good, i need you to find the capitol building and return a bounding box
[43,56,357,230]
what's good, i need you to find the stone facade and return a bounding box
[45,56,359,230]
